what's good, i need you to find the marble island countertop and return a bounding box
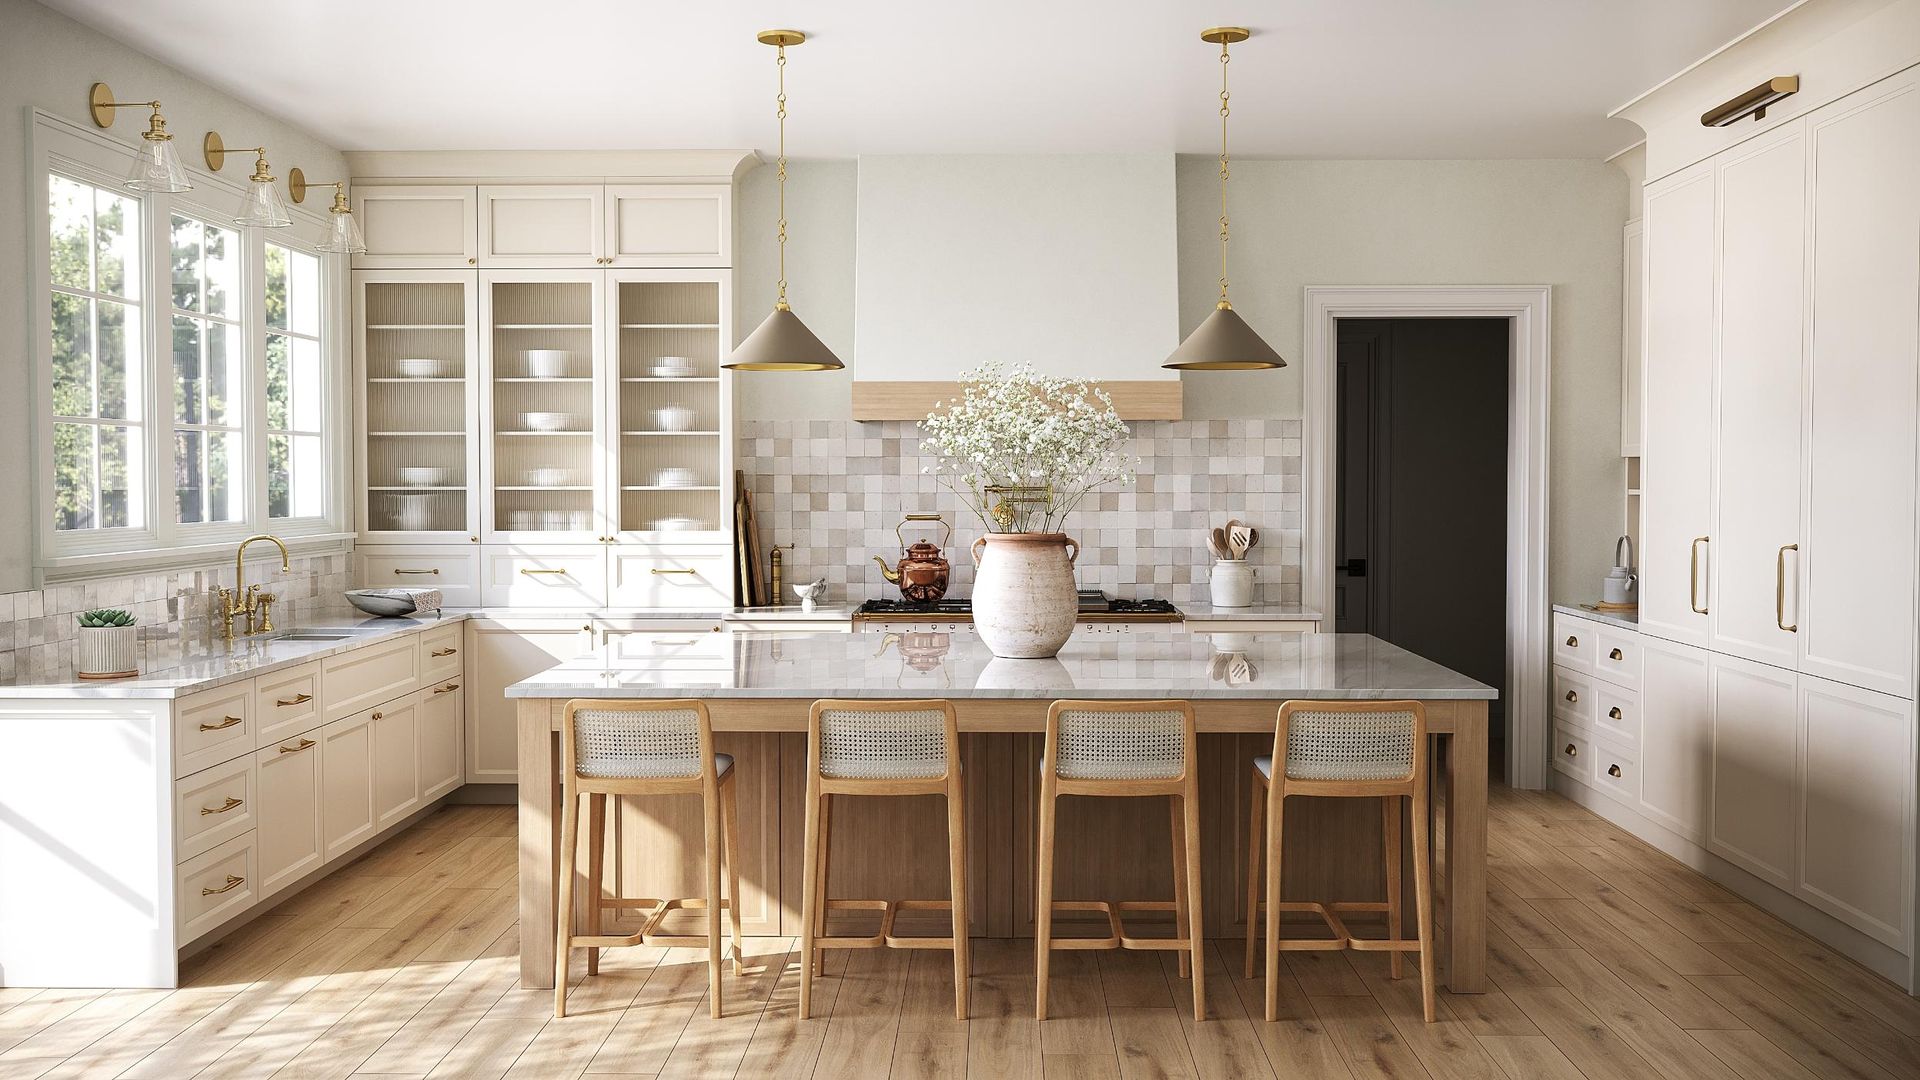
[507,629,1496,701]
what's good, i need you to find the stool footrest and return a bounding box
[812,898,963,952]
[1324,902,1417,952]
[1042,900,1197,953]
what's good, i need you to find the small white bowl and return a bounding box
[398,466,448,487]
[657,467,698,487]
[651,405,695,432]
[525,349,570,378]
[526,467,571,486]
[395,358,442,378]
[656,516,700,532]
[650,355,696,377]
[522,412,574,432]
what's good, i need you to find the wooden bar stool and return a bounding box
[799,699,970,1020]
[1037,699,1206,1022]
[555,698,743,1019]
[1244,699,1435,1022]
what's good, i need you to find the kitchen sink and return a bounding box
[275,632,352,641]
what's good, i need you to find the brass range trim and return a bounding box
[852,612,1186,624]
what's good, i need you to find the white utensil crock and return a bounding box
[969,532,1079,658]
[1209,559,1255,608]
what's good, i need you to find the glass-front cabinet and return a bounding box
[355,271,480,542]
[609,269,731,544]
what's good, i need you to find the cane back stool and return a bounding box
[1037,699,1206,1022]
[1244,699,1436,1022]
[799,699,971,1020]
[555,698,743,1019]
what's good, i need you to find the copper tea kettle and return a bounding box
[873,513,952,602]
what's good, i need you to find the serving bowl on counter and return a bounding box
[345,588,444,617]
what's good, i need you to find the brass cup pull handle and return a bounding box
[1608,648,1624,661]
[1690,536,1710,615]
[1564,743,1578,757]
[1565,635,1578,647]
[276,692,313,707]
[1776,543,1799,632]
[1608,706,1623,720]
[430,647,458,657]
[520,568,568,576]
[1607,764,1623,778]
[395,568,440,575]
[649,568,698,576]
[199,715,243,732]
[279,738,316,754]
[433,682,460,693]
[200,796,244,816]
[202,874,245,896]
[1564,690,1579,703]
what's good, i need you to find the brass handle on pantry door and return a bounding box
[1776,544,1798,632]
[1690,537,1710,614]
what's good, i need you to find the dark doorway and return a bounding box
[1335,317,1509,749]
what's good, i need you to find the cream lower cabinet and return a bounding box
[1637,635,1713,842]
[321,709,378,862]
[466,619,596,782]
[254,734,324,898]
[1801,676,1914,949]
[374,697,422,831]
[420,682,465,801]
[1707,654,1798,889]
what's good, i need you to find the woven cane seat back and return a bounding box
[1280,708,1418,781]
[817,707,952,779]
[1052,707,1188,781]
[571,707,721,779]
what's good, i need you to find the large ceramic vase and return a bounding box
[970,532,1079,658]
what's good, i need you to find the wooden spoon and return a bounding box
[1209,526,1232,560]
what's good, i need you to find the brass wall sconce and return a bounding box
[289,168,366,254]
[87,82,191,192]
[1701,76,1799,127]
[203,131,291,227]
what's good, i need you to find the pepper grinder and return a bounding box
[768,543,794,606]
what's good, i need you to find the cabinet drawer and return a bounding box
[604,626,731,666]
[255,661,321,747]
[1590,740,1638,803]
[1596,627,1642,689]
[482,547,607,607]
[421,623,464,683]
[177,831,257,943]
[322,636,421,723]
[1593,683,1640,748]
[1552,724,1592,781]
[357,547,481,608]
[1552,667,1596,727]
[1554,613,1597,672]
[176,756,256,862]
[607,548,732,609]
[175,684,253,778]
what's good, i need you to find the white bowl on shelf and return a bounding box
[656,467,699,488]
[526,467,572,486]
[655,516,700,532]
[651,405,696,432]
[398,466,449,487]
[650,356,697,378]
[392,493,435,531]
[525,349,570,378]
[395,358,443,379]
[522,412,576,432]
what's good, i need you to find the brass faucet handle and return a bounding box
[216,586,238,641]
[256,593,277,634]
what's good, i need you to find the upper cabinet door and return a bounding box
[479,186,605,268]
[605,185,731,268]
[351,185,479,269]
[1710,126,1806,671]
[1639,162,1719,649]
[1620,217,1644,457]
[1799,75,1920,698]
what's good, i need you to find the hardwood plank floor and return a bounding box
[4,783,1917,1078]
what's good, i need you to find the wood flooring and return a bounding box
[3,784,1918,1078]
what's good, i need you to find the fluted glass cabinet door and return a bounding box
[606,269,733,544]
[356,271,480,541]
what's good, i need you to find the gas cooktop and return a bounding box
[853,592,1182,623]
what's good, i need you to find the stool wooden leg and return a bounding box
[585,793,605,977]
[1181,782,1206,1022]
[1262,789,1285,1023]
[1244,772,1265,979]
[799,789,822,1020]
[813,793,832,978]
[1170,794,1191,980]
[554,788,579,1018]
[721,772,744,977]
[1035,782,1057,1021]
[1383,794,1403,980]
[947,773,971,1020]
[1410,776,1437,1022]
[703,779,724,1020]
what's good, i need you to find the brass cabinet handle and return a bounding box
[1690,536,1710,614]
[199,715,243,732]
[433,682,460,694]
[520,568,568,576]
[276,692,313,707]
[279,738,316,754]
[1607,764,1623,778]
[1563,743,1578,757]
[1564,635,1579,647]
[200,796,244,816]
[649,568,698,576]
[1608,648,1624,661]
[395,568,440,575]
[1608,706,1623,720]
[650,639,700,646]
[1776,543,1798,632]
[430,647,458,657]
[202,874,245,896]
[1564,690,1579,703]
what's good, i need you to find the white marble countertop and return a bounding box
[1177,603,1324,623]
[1552,602,1639,632]
[506,629,1497,701]
[0,611,470,700]
[724,605,858,621]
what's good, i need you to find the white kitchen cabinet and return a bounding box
[480,185,605,268]
[419,681,464,802]
[1800,674,1914,949]
[1638,161,1718,649]
[320,709,377,862]
[421,622,464,684]
[1708,653,1799,889]
[254,734,323,898]
[606,184,731,267]
[466,620,596,782]
[322,634,422,724]
[254,661,321,748]
[350,185,478,269]
[373,696,422,831]
[606,547,733,609]
[1637,635,1713,841]
[1797,75,1920,699]
[174,756,256,863]
[1709,127,1806,671]
[1620,217,1643,457]
[176,833,257,944]
[355,545,483,607]
[481,545,608,607]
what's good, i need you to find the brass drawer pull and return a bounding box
[395,568,440,575]
[279,738,316,754]
[1607,764,1623,778]
[520,568,568,576]
[651,639,700,646]
[649,568,698,576]
[433,682,461,694]
[430,647,458,657]
[202,874,245,896]
[1776,543,1798,632]
[200,796,244,816]
[276,692,313,707]
[1564,690,1579,703]
[1564,635,1578,647]
[1608,648,1624,661]
[1608,706,1623,720]
[199,715,243,732]
[1563,743,1578,757]
[1690,536,1710,614]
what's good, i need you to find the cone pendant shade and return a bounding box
[1164,302,1286,370]
[727,303,843,371]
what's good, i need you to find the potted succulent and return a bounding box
[921,362,1135,658]
[75,608,139,680]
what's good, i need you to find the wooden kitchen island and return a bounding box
[510,630,1497,992]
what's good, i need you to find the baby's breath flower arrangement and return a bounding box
[919,362,1136,533]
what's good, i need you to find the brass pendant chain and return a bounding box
[1217,37,1232,306]
[775,44,790,311]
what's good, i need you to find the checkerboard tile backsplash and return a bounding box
[739,419,1303,605]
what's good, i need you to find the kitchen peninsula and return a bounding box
[509,630,1495,992]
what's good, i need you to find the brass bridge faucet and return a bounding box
[218,534,290,640]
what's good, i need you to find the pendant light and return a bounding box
[725,29,844,372]
[88,83,192,192]
[203,131,292,228]
[1164,27,1284,371]
[290,169,368,254]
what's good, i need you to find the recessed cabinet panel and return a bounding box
[322,635,421,724]
[420,683,464,801]
[480,186,603,267]
[1800,675,1913,948]
[1638,635,1713,841]
[481,546,608,607]
[321,711,376,862]
[373,699,421,830]
[357,272,481,542]
[607,548,733,609]
[607,185,730,267]
[1708,655,1798,888]
[467,622,596,782]
[356,546,483,608]
[352,185,478,269]
[254,736,323,897]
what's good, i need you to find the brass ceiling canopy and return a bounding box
[1166,25,1284,371]
[727,28,845,372]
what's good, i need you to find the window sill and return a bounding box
[36,531,357,587]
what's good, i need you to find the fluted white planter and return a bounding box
[76,625,138,679]
[969,532,1079,658]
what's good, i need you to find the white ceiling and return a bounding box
[44,0,1794,158]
